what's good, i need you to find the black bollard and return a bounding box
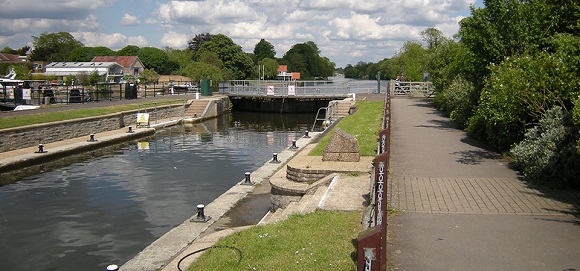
[106,264,119,271]
[88,133,97,142]
[35,143,47,153]
[241,172,253,185]
[290,139,298,149]
[190,204,211,223]
[194,113,197,118]
[127,126,134,133]
[271,153,280,163]
[304,130,311,138]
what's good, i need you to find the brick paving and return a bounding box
[389,177,578,215]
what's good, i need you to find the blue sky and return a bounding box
[0,0,483,68]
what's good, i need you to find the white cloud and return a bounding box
[0,0,111,19]
[121,13,140,26]
[72,32,148,50]
[160,31,189,48]
[0,0,478,68]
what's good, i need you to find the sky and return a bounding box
[0,0,483,68]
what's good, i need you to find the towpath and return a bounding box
[387,98,580,270]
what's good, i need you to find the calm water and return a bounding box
[0,112,315,271]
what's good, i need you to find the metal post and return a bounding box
[127,126,134,133]
[35,143,47,153]
[88,133,97,142]
[304,130,310,138]
[271,153,280,163]
[290,140,298,149]
[190,204,211,222]
[241,172,253,185]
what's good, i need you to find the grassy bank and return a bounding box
[309,101,384,156]
[0,100,184,129]
[187,210,361,271]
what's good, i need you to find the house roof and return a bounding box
[46,62,120,68]
[91,56,140,68]
[0,53,20,62]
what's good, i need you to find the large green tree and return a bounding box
[116,45,140,56]
[188,33,212,52]
[137,47,178,75]
[253,39,276,60]
[67,46,115,62]
[30,32,84,61]
[197,34,254,79]
[282,42,334,79]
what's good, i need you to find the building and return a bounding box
[277,65,300,80]
[90,56,144,77]
[44,62,124,83]
[0,53,26,63]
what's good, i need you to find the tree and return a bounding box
[253,39,276,60]
[197,34,254,79]
[421,27,446,50]
[1,46,30,55]
[393,41,427,81]
[257,58,279,79]
[198,51,223,68]
[178,61,226,82]
[140,68,160,83]
[137,47,178,75]
[117,45,140,56]
[282,42,334,79]
[67,46,115,62]
[188,33,212,52]
[30,32,84,61]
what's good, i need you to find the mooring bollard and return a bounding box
[271,153,280,163]
[190,204,211,223]
[304,130,310,138]
[194,113,197,118]
[241,172,253,185]
[127,126,134,133]
[106,264,119,271]
[35,144,47,153]
[290,139,298,149]
[88,133,97,142]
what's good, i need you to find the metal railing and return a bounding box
[225,80,351,97]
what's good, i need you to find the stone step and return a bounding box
[185,100,210,117]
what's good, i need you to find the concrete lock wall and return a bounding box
[0,105,184,153]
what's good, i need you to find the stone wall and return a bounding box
[0,105,184,153]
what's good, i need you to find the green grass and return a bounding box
[310,101,384,156]
[187,210,361,271]
[0,100,183,129]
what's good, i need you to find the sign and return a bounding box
[137,113,150,127]
[287,84,296,96]
[22,88,31,100]
[266,85,275,95]
[137,142,150,150]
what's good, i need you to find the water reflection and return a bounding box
[0,112,315,271]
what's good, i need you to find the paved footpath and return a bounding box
[387,98,580,271]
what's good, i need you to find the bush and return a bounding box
[511,106,580,188]
[467,53,572,151]
[434,76,475,128]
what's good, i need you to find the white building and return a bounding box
[44,62,124,83]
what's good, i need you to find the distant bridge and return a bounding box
[223,79,385,113]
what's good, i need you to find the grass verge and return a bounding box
[187,210,361,271]
[0,100,183,129]
[309,101,384,156]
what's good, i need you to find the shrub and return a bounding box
[467,53,572,151]
[435,75,475,128]
[511,106,580,188]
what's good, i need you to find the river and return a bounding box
[0,112,315,271]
